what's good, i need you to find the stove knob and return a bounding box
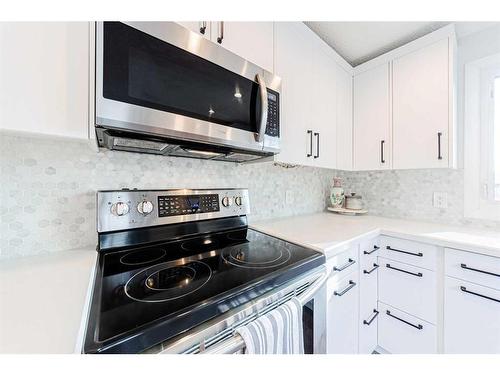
[234,196,243,206]
[111,201,130,216]
[222,196,233,207]
[137,200,154,215]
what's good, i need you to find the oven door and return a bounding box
[95,22,280,153]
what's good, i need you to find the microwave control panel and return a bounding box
[265,89,280,137]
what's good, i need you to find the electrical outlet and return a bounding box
[433,192,448,209]
[285,190,294,205]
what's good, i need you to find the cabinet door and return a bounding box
[353,63,391,170]
[311,44,337,169]
[211,22,274,72]
[274,23,313,166]
[392,38,450,169]
[336,65,353,171]
[176,21,211,39]
[444,277,500,353]
[327,272,359,353]
[0,22,89,139]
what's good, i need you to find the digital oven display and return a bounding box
[158,194,220,217]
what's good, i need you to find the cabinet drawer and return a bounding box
[327,246,358,281]
[444,276,500,353]
[359,237,380,268]
[445,248,500,290]
[378,257,437,323]
[359,305,379,354]
[380,236,437,270]
[378,302,437,354]
[327,272,360,354]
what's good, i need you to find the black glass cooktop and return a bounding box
[84,225,324,354]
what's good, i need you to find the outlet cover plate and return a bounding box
[433,192,448,209]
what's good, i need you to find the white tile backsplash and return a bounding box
[1,132,499,260]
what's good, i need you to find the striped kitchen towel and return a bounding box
[234,297,304,354]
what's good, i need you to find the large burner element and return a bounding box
[125,261,212,303]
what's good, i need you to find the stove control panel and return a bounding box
[97,188,250,233]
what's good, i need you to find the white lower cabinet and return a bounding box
[444,277,500,353]
[326,271,359,354]
[378,257,437,324]
[378,302,437,354]
[358,238,380,354]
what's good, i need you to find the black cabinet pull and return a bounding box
[380,140,385,163]
[314,132,320,159]
[199,21,207,35]
[460,263,500,278]
[460,286,500,303]
[307,130,313,157]
[364,263,379,274]
[333,258,356,272]
[216,21,224,44]
[363,309,379,326]
[334,280,356,297]
[364,245,380,255]
[386,245,423,257]
[386,310,423,330]
[386,263,423,277]
[437,132,443,160]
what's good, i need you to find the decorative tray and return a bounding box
[327,207,368,215]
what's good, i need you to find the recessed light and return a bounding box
[234,92,242,98]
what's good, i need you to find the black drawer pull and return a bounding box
[364,245,380,255]
[386,310,423,330]
[334,280,356,297]
[364,263,379,274]
[386,263,423,277]
[460,263,500,278]
[333,258,356,272]
[386,245,423,257]
[460,286,500,303]
[363,309,379,326]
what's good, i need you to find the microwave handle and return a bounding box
[255,74,268,143]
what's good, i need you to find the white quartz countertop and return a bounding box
[0,248,97,353]
[1,213,499,354]
[250,213,500,258]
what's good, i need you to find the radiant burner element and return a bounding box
[120,248,167,265]
[125,261,212,303]
[180,237,220,253]
[222,245,291,269]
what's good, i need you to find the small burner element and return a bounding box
[124,260,212,303]
[222,244,291,269]
[119,248,167,266]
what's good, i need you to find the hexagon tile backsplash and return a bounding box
[0,132,335,260]
[2,132,499,260]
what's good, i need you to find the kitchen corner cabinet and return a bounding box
[353,63,392,170]
[177,22,274,73]
[392,38,453,169]
[336,65,354,171]
[0,22,90,139]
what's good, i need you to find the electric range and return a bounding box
[83,189,324,354]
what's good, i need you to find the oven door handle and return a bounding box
[255,74,268,143]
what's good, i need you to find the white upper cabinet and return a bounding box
[310,42,337,169]
[336,65,353,171]
[0,22,90,139]
[212,22,274,73]
[392,38,452,169]
[353,63,391,170]
[274,22,313,166]
[178,22,274,72]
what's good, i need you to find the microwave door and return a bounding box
[96,22,266,153]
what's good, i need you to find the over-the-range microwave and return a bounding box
[93,22,282,162]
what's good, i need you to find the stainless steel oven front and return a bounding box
[94,22,281,155]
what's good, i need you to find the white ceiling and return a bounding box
[305,22,499,66]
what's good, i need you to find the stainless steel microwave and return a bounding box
[94,22,282,162]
